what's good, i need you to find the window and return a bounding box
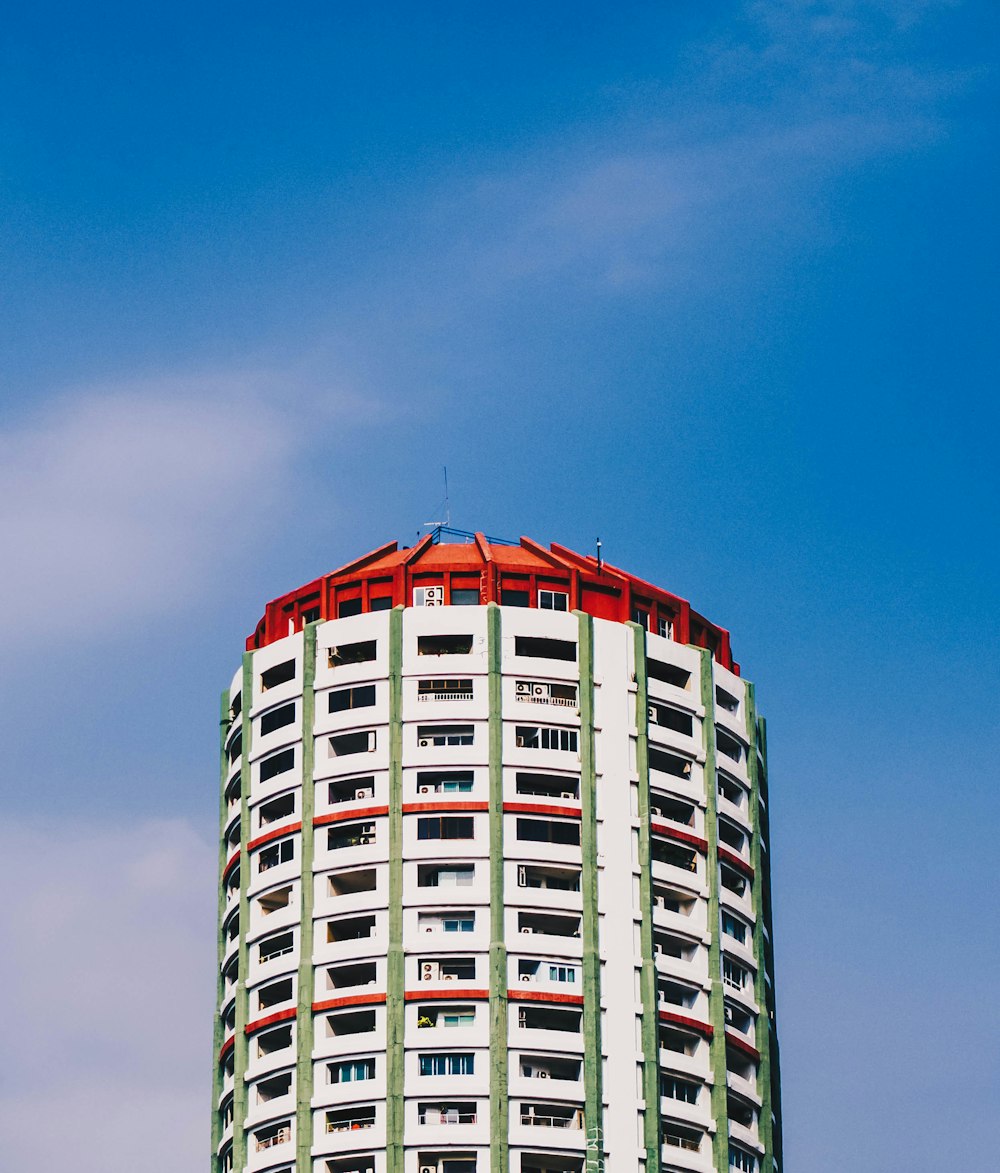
[327,822,376,850]
[716,728,744,763]
[729,1146,757,1172]
[725,1002,754,1035]
[261,660,295,691]
[257,1024,293,1056]
[419,957,476,982]
[327,915,376,943]
[259,793,295,825]
[661,1075,699,1103]
[258,839,294,872]
[652,841,697,872]
[326,1159,375,1173]
[631,607,649,630]
[417,771,474,794]
[654,932,694,961]
[517,1005,580,1033]
[515,772,579,800]
[256,1072,292,1103]
[722,913,748,945]
[258,931,294,963]
[517,864,581,890]
[329,685,376,713]
[514,636,576,662]
[648,702,693,737]
[329,730,376,756]
[646,658,690,689]
[418,724,474,747]
[727,1094,756,1128]
[416,1005,476,1028]
[515,726,578,753]
[419,911,475,933]
[716,687,740,713]
[254,1122,291,1152]
[648,747,693,779]
[664,1124,701,1152]
[417,816,475,840]
[326,1105,375,1132]
[653,886,694,916]
[418,634,473,656]
[451,588,480,606]
[538,589,569,611]
[259,978,293,1010]
[328,776,376,804]
[650,794,695,826]
[329,869,377,897]
[414,585,445,606]
[230,692,242,720]
[260,748,295,783]
[228,731,242,763]
[501,588,530,607]
[329,1058,375,1084]
[418,864,475,888]
[519,1102,582,1129]
[720,864,749,896]
[718,818,746,852]
[302,606,321,624]
[370,595,392,611]
[328,640,377,667]
[327,961,377,990]
[337,598,363,618]
[516,818,580,846]
[723,956,750,990]
[519,911,580,938]
[418,678,474,701]
[326,1009,376,1037]
[260,703,296,736]
[418,1053,475,1076]
[258,886,292,915]
[718,773,745,807]
[515,681,577,707]
[657,615,674,639]
[658,979,697,1009]
[548,965,576,983]
[418,1101,477,1125]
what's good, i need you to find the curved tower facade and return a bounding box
[213,532,782,1173]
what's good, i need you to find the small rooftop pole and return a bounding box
[596,537,603,574]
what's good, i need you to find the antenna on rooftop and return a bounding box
[596,537,603,573]
[422,467,452,540]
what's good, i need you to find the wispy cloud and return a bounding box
[0,818,215,1173]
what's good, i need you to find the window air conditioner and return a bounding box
[648,705,657,722]
[533,684,547,697]
[516,681,532,695]
[521,926,532,934]
[538,1069,548,1078]
[420,1165,436,1173]
[517,866,527,885]
[442,973,455,981]
[355,788,373,801]
[560,791,574,799]
[418,785,432,794]
[418,738,431,747]
[421,964,436,980]
[520,974,532,982]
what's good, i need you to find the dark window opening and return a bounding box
[516,818,580,846]
[327,914,376,943]
[716,728,744,763]
[370,595,393,611]
[261,703,296,737]
[260,748,295,783]
[501,589,530,607]
[328,776,376,804]
[329,730,375,756]
[260,793,296,825]
[417,816,475,841]
[327,822,375,851]
[648,747,692,780]
[329,869,377,897]
[650,794,695,826]
[338,598,363,618]
[517,863,580,891]
[327,1009,376,1037]
[418,634,474,656]
[258,932,294,963]
[646,658,691,689]
[261,660,295,691]
[328,640,377,667]
[514,636,576,662]
[329,684,376,713]
[515,772,579,800]
[327,961,377,990]
[517,1005,581,1033]
[518,911,580,938]
[259,978,293,1010]
[648,702,693,737]
[450,588,480,606]
[227,730,243,763]
[652,840,697,872]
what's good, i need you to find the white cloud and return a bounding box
[0,373,308,650]
[0,818,216,1172]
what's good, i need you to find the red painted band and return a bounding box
[718,845,755,877]
[313,992,387,1012]
[314,805,390,827]
[247,822,302,853]
[223,850,240,878]
[650,821,709,853]
[725,1031,760,1061]
[507,988,584,1006]
[219,1034,235,1060]
[244,1006,297,1035]
[658,1009,714,1038]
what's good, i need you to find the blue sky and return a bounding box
[1,1,997,1168]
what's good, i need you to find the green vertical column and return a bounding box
[699,650,729,1172]
[211,688,231,1167]
[295,625,318,1170]
[630,624,661,1173]
[487,603,509,1173]
[746,692,781,1172]
[233,653,254,1172]
[386,607,406,1173]
[576,611,604,1168]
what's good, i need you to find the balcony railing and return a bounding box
[418,691,474,702]
[520,1110,583,1129]
[255,1128,291,1151]
[418,1111,478,1124]
[326,1116,375,1133]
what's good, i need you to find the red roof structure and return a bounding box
[247,531,736,673]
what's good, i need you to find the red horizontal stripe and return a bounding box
[245,1006,297,1035]
[313,992,387,1013]
[725,1031,760,1061]
[402,801,489,814]
[658,1009,714,1039]
[718,845,755,877]
[314,805,389,827]
[247,822,302,853]
[507,988,584,1006]
[219,1034,235,1060]
[405,988,490,1001]
[223,850,240,878]
[503,802,581,819]
[650,821,708,852]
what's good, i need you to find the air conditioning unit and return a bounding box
[517,865,527,886]
[418,738,431,747]
[516,681,532,696]
[425,926,434,932]
[442,973,456,981]
[560,791,574,799]
[516,737,526,747]
[538,1069,548,1078]
[520,974,532,983]
[533,684,547,697]
[421,963,436,980]
[648,705,657,722]
[418,785,432,794]
[420,1164,436,1173]
[521,926,532,934]
[355,788,373,801]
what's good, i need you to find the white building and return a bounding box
[213,531,782,1173]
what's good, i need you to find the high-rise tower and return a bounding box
[213,531,782,1173]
